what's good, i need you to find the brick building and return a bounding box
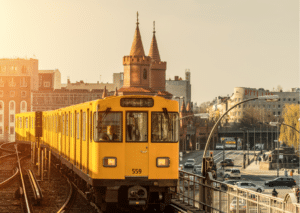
[0,58,38,141]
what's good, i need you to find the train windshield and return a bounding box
[151,112,179,142]
[94,112,122,142]
[126,112,148,142]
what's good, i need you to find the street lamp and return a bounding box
[201,95,279,176]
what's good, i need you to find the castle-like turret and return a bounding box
[122,12,151,88]
[148,21,166,92]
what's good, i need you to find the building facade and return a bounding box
[166,69,192,110]
[0,58,38,141]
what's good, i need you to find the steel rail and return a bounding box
[56,178,74,213]
[15,145,33,213]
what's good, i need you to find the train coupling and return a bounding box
[128,186,147,205]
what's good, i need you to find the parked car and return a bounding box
[221,180,239,191]
[265,177,296,187]
[220,158,234,167]
[216,143,224,150]
[193,164,202,173]
[184,159,195,168]
[230,198,246,212]
[223,169,232,178]
[236,181,264,193]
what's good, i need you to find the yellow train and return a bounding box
[15,95,179,211]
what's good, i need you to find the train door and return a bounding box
[125,111,149,177]
[80,110,84,170]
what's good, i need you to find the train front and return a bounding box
[90,96,179,211]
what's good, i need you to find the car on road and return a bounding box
[193,168,202,175]
[220,158,234,167]
[236,181,264,193]
[223,169,241,179]
[193,164,201,173]
[216,143,224,150]
[221,180,239,191]
[184,159,195,168]
[264,177,297,187]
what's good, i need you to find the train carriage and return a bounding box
[15,95,179,211]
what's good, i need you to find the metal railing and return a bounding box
[172,170,300,213]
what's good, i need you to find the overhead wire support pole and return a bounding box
[202,95,279,176]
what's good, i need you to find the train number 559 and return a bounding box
[132,169,142,174]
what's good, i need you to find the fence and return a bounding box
[172,170,300,213]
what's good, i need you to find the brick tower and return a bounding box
[122,12,152,89]
[148,21,167,91]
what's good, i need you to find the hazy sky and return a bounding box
[0,0,298,104]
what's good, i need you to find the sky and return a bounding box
[0,0,298,105]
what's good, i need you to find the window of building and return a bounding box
[10,115,14,123]
[238,112,241,116]
[143,69,147,79]
[196,143,200,150]
[278,98,281,101]
[238,105,241,108]
[278,105,281,108]
[0,115,3,123]
[273,112,276,115]
[268,105,270,108]
[21,66,27,74]
[0,102,2,110]
[21,101,26,112]
[44,82,50,87]
[10,127,14,135]
[0,127,2,134]
[10,102,14,110]
[288,98,291,101]
[238,98,241,102]
[278,111,281,115]
[273,105,276,108]
[283,98,286,101]
[293,98,296,101]
[10,91,15,97]
[21,91,26,97]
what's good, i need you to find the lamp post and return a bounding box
[201,95,279,176]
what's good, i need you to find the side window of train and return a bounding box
[126,112,147,142]
[76,113,79,139]
[62,115,65,135]
[82,112,86,141]
[26,117,28,128]
[70,113,72,137]
[20,117,22,128]
[94,111,122,142]
[90,112,92,141]
[66,114,69,136]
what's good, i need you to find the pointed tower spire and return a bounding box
[130,12,145,56]
[148,21,161,62]
[114,87,118,96]
[102,86,107,99]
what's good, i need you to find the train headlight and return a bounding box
[156,157,170,167]
[103,157,117,167]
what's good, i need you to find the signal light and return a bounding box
[210,152,213,157]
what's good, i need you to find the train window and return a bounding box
[90,112,92,141]
[126,112,147,142]
[151,112,179,142]
[62,115,65,135]
[70,113,73,137]
[76,113,80,139]
[94,112,122,142]
[66,115,69,136]
[25,117,28,128]
[82,112,86,141]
